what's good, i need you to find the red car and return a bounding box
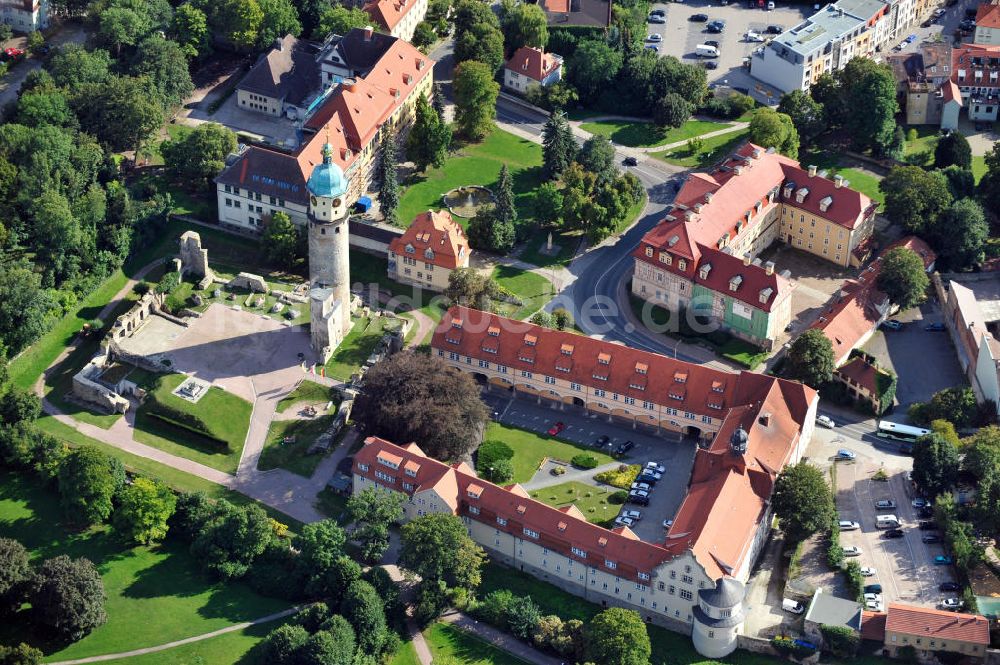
[547,422,565,436]
[3,47,24,61]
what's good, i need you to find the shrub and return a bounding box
[594,464,641,489]
[570,454,599,469]
[771,636,815,658]
[843,560,863,602]
[477,440,513,474]
[820,625,859,658]
[827,515,844,569]
[872,468,889,481]
[608,490,628,504]
[506,596,542,640]
[475,589,516,627]
[907,128,918,141]
[133,281,151,295]
[550,466,566,476]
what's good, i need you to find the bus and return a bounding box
[876,420,930,451]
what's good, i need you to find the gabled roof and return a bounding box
[320,28,398,77]
[861,611,887,641]
[836,356,884,394]
[237,35,321,106]
[692,246,791,313]
[504,47,562,82]
[364,0,421,31]
[977,0,1000,29]
[805,589,862,631]
[885,603,990,644]
[952,43,1000,91]
[389,210,468,270]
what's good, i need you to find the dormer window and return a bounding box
[783,182,795,199]
[517,504,527,514]
[795,187,809,203]
[450,317,462,329]
[659,251,671,265]
[597,352,611,365]
[467,484,483,499]
[405,243,415,254]
[645,246,654,257]
[635,362,648,375]
[759,287,773,304]
[707,400,724,410]
[598,537,608,547]
[699,263,712,280]
[678,259,687,271]
[425,248,435,260]
[729,275,743,292]
[605,560,617,570]
[674,371,687,383]
[487,326,500,337]
[819,195,832,212]
[561,343,574,355]
[558,521,567,531]
[524,334,537,346]
[711,380,725,393]
[668,235,679,247]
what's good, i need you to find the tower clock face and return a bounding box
[333,198,342,207]
[310,195,318,206]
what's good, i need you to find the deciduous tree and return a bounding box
[772,461,835,543]
[259,623,309,664]
[292,519,347,595]
[533,181,563,226]
[568,40,622,102]
[256,0,301,49]
[57,446,118,526]
[340,580,387,653]
[399,512,487,589]
[653,92,691,130]
[839,58,898,155]
[47,45,112,90]
[352,352,489,461]
[261,211,300,269]
[346,487,404,563]
[748,107,799,158]
[171,3,210,59]
[876,246,930,310]
[467,205,514,252]
[74,75,165,154]
[584,608,651,665]
[934,132,972,170]
[190,501,275,580]
[913,433,960,498]
[879,166,952,234]
[453,0,504,71]
[931,198,988,270]
[161,123,238,190]
[0,538,32,616]
[784,329,835,388]
[316,5,369,36]
[501,0,547,51]
[453,60,499,141]
[777,89,825,144]
[576,135,617,187]
[298,620,355,665]
[30,555,107,641]
[113,477,177,545]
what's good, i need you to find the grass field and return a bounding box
[902,126,939,166]
[519,229,583,268]
[0,471,289,662]
[531,481,620,526]
[134,373,253,475]
[324,316,392,381]
[258,414,337,477]
[424,623,528,665]
[653,129,750,168]
[491,265,553,321]
[276,380,333,414]
[389,640,421,665]
[579,118,733,149]
[484,422,614,484]
[397,129,544,229]
[99,618,291,665]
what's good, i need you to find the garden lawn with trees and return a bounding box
[423,622,527,665]
[133,373,253,475]
[0,471,290,662]
[324,316,394,382]
[396,129,543,230]
[531,481,620,526]
[259,414,338,477]
[653,129,750,168]
[484,422,614,483]
[276,381,332,414]
[578,118,737,149]
[491,265,553,320]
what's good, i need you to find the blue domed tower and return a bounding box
[307,141,351,362]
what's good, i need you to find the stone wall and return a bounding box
[179,230,213,288]
[230,272,269,293]
[111,291,166,341]
[71,353,130,414]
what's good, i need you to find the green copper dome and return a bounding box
[307,143,347,199]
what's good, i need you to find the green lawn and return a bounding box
[134,373,253,475]
[579,118,733,148]
[0,471,289,662]
[276,380,333,414]
[974,155,987,183]
[653,129,750,168]
[258,414,337,477]
[99,618,290,665]
[796,148,885,207]
[902,126,939,166]
[424,623,528,665]
[530,481,620,526]
[389,640,421,665]
[324,316,391,381]
[484,422,613,484]
[397,129,544,230]
[491,265,553,320]
[519,229,583,268]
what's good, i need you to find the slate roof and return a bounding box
[805,589,862,631]
[238,35,321,107]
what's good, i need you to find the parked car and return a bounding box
[649,14,667,22]
[933,8,946,17]
[745,30,765,41]
[940,582,961,592]
[630,482,652,492]
[919,521,937,530]
[934,555,954,565]
[865,598,885,611]
[835,449,855,460]
[547,422,566,436]
[842,546,863,556]
[864,584,883,594]
[817,415,836,429]
[623,156,638,166]
[918,506,934,518]
[875,499,896,509]
[646,462,666,474]
[707,19,726,31]
[864,592,883,603]
[690,13,709,21]
[704,39,720,47]
[883,528,905,539]
[615,440,635,456]
[922,534,942,544]
[2,47,24,61]
[650,8,666,15]
[642,468,663,480]
[839,520,860,531]
[766,24,783,33]
[860,567,876,577]
[925,322,946,332]
[663,519,674,529]
[912,497,929,508]
[882,319,903,330]
[645,44,660,51]
[782,599,805,614]
[595,435,610,447]
[647,33,663,41]
[637,473,659,485]
[628,493,650,506]
[614,515,636,527]
[622,510,642,520]
[766,0,775,8]
[940,598,963,610]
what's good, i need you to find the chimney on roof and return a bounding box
[834,174,844,188]
[734,165,744,175]
[743,252,751,266]
[705,191,714,202]
[364,26,374,41]
[808,164,817,177]
[752,147,762,159]
[765,260,775,276]
[759,412,772,427]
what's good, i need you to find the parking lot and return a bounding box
[481,390,697,543]
[647,0,810,95]
[835,458,961,609]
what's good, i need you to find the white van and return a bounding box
[696,44,720,58]
[782,598,805,614]
[876,514,900,529]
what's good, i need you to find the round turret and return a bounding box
[307,143,347,200]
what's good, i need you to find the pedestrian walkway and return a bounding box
[439,611,562,665]
[520,460,621,491]
[566,114,751,154]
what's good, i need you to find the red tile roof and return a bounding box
[429,306,817,580]
[885,603,990,644]
[861,611,887,642]
[389,210,469,270]
[977,0,1000,30]
[364,0,421,31]
[952,43,1000,91]
[836,356,882,395]
[504,47,562,82]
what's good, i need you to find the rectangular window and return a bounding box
[469,506,480,515]
[680,589,693,601]
[523,527,539,539]
[497,517,507,526]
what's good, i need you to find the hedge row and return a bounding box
[145,410,229,450]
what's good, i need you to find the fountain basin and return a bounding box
[442,186,495,218]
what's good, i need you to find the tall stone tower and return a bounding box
[306,141,352,363]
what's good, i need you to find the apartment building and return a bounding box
[357,307,817,656]
[215,32,433,232]
[939,277,1000,416]
[236,35,321,118]
[0,0,46,31]
[975,0,1000,45]
[887,42,952,126]
[363,0,428,42]
[949,43,1000,126]
[502,47,564,93]
[632,142,877,349]
[387,209,470,291]
[881,604,990,660]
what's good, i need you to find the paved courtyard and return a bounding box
[185,94,299,147]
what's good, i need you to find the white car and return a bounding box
[933,8,946,17]
[817,415,835,428]
[614,516,636,527]
[663,519,674,529]
[842,545,863,556]
[865,598,885,612]
[631,482,652,492]
[646,462,666,474]
[940,598,963,610]
[745,30,765,42]
[874,499,897,509]
[839,520,860,531]
[647,33,663,41]
[864,592,883,602]
[860,567,876,577]
[621,510,642,521]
